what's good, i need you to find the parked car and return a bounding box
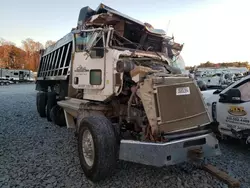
[196,80,207,91]
[201,75,250,144]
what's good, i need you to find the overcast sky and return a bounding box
[1,0,250,66]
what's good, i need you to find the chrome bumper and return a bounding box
[119,133,221,167]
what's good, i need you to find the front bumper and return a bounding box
[119,133,221,167]
[220,127,250,141]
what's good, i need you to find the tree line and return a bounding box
[0,38,55,71]
[186,61,250,70]
[1,39,249,72]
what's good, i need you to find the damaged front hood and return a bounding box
[120,50,171,62]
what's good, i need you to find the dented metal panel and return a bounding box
[95,4,145,27]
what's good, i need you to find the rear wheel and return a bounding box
[46,92,57,122]
[78,115,118,182]
[36,92,47,117]
[50,105,66,127]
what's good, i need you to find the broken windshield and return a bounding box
[171,54,186,73]
[74,31,103,52]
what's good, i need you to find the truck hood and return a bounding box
[201,89,217,99]
[201,89,220,106]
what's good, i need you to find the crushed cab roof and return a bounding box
[78,3,166,36]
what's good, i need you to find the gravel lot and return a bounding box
[0,84,249,188]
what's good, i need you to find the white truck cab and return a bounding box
[202,75,250,143]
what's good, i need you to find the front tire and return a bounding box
[78,115,118,182]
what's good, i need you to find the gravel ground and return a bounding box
[0,83,249,188]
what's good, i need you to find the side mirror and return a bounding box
[219,88,241,103]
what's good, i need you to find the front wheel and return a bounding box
[78,115,118,182]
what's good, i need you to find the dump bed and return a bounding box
[37,32,73,81]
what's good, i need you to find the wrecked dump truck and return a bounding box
[36,4,222,182]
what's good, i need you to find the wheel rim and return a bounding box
[82,129,95,167]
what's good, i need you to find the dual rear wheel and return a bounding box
[36,91,66,127]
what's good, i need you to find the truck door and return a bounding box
[72,30,105,90]
[216,78,250,135]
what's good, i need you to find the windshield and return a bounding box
[74,31,103,52]
[171,54,186,74]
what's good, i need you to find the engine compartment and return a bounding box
[108,58,211,142]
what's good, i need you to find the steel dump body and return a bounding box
[36,33,73,81]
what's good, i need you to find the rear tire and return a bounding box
[36,92,47,117]
[50,105,66,127]
[78,115,118,182]
[46,92,57,122]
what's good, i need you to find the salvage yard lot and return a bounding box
[0,84,249,188]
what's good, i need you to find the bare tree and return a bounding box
[22,38,44,71]
[45,40,56,48]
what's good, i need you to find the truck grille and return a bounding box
[154,79,211,133]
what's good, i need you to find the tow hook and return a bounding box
[188,147,203,161]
